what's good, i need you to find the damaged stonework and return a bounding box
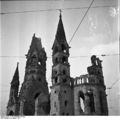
[74,55,108,115]
[7,13,108,116]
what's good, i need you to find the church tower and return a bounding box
[50,13,74,115]
[19,34,50,115]
[73,55,108,115]
[7,63,20,115]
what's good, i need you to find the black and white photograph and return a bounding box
[0,0,119,117]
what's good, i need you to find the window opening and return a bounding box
[55,58,58,64]
[38,78,41,82]
[63,70,66,75]
[8,111,14,115]
[62,56,66,63]
[78,91,85,113]
[64,100,68,107]
[55,77,57,83]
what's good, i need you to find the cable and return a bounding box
[0,5,117,15]
[0,53,119,59]
[68,0,95,44]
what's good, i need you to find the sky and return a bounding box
[0,0,120,115]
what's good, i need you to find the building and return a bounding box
[7,13,108,115]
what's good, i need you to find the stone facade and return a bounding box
[7,13,108,116]
[50,13,74,115]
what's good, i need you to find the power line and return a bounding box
[0,5,117,15]
[107,79,120,90]
[68,0,95,44]
[0,53,119,59]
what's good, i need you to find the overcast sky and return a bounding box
[0,0,119,115]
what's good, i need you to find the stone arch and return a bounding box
[23,101,35,115]
[78,91,85,113]
[8,110,14,115]
[34,92,50,115]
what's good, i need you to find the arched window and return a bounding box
[55,77,58,83]
[63,69,66,75]
[61,44,66,53]
[38,78,41,82]
[62,56,67,63]
[78,91,85,113]
[64,100,68,107]
[8,111,14,115]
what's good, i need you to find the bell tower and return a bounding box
[50,13,74,115]
[19,34,50,115]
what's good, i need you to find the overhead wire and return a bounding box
[0,53,119,59]
[0,5,117,15]
[68,0,95,44]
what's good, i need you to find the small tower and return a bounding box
[73,55,108,115]
[7,63,20,115]
[19,34,50,115]
[50,13,74,115]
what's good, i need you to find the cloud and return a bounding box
[90,40,119,55]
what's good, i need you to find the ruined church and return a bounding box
[6,13,108,116]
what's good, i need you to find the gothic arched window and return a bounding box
[63,69,66,75]
[61,44,66,53]
[55,58,58,64]
[62,56,67,63]
[78,91,85,113]
[55,77,58,84]
[64,100,68,107]
[8,111,14,115]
